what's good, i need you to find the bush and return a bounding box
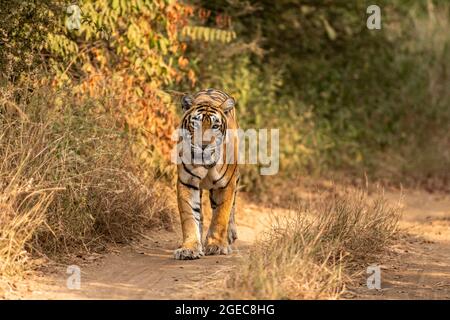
[223,188,401,299]
[0,81,174,280]
[187,0,450,190]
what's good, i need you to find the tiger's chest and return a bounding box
[178,163,230,190]
[199,166,230,190]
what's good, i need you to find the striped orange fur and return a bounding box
[174,88,239,260]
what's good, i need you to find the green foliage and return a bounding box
[0,0,63,78]
[181,26,236,43]
[1,0,449,190]
[44,0,190,86]
[188,0,450,188]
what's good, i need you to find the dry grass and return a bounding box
[224,188,401,299]
[0,82,174,290]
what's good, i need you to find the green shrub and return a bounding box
[187,0,450,190]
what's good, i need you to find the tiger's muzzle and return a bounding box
[190,142,222,168]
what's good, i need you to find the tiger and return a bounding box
[174,88,239,260]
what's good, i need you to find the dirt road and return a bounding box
[14,202,278,299]
[353,191,450,299]
[9,190,450,300]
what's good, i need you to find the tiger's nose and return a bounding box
[201,144,209,151]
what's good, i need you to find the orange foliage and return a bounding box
[76,71,177,162]
[58,0,198,164]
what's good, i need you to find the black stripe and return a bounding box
[194,90,206,98]
[217,162,225,173]
[213,163,230,184]
[209,194,218,209]
[181,198,198,212]
[182,163,201,179]
[179,178,199,191]
[209,95,223,102]
[195,106,208,112]
[180,199,201,223]
[232,184,238,206]
[219,164,238,190]
[209,192,224,210]
[195,90,228,104]
[208,88,228,98]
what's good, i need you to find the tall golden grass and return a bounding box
[224,189,401,299]
[0,82,174,287]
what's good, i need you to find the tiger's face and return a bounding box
[180,91,235,168]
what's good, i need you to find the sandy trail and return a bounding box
[353,191,450,299]
[11,190,450,300]
[19,202,279,300]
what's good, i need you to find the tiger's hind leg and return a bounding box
[227,188,238,245]
[199,190,204,241]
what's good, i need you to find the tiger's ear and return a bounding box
[181,94,193,112]
[220,97,235,113]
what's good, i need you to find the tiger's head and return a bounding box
[179,89,236,168]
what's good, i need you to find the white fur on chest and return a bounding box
[179,164,228,190]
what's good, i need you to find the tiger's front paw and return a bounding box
[204,238,232,256]
[173,243,204,260]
